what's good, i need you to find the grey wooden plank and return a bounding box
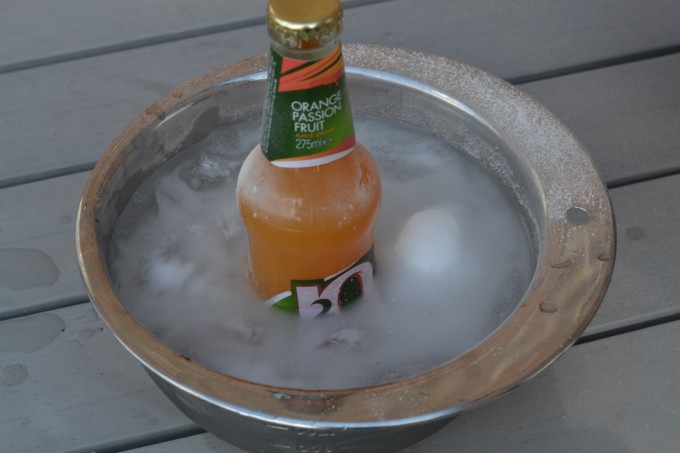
[586,173,680,334]
[125,435,241,453]
[0,0,265,66]
[401,324,680,452]
[122,320,680,453]
[521,53,680,185]
[0,26,268,189]
[0,303,192,453]
[0,172,90,319]
[3,2,680,187]
[344,0,680,80]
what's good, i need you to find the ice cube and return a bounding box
[395,207,462,275]
[180,152,235,191]
[320,327,364,349]
[219,214,243,242]
[224,317,266,345]
[139,239,195,293]
[145,255,195,293]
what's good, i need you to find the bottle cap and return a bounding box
[267,0,343,49]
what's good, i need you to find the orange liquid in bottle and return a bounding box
[236,142,381,300]
[237,0,381,315]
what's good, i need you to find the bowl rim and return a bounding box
[76,44,615,428]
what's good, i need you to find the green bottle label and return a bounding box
[261,44,356,167]
[267,248,375,318]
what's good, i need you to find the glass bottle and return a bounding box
[236,0,381,318]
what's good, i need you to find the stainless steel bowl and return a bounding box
[76,44,615,452]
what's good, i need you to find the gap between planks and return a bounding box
[0,0,393,76]
[0,162,97,191]
[578,306,680,344]
[66,426,206,453]
[506,43,680,85]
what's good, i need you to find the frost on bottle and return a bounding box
[236,0,381,318]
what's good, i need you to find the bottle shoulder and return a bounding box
[236,142,381,228]
[238,142,379,182]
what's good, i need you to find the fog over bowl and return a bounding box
[76,44,616,453]
[107,115,535,390]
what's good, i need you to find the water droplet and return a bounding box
[0,248,60,290]
[625,226,644,240]
[78,329,96,339]
[0,313,65,353]
[76,308,100,323]
[566,207,590,225]
[539,300,558,313]
[1,364,28,387]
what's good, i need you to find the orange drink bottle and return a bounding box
[236,0,381,318]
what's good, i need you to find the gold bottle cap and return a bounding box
[267,0,343,49]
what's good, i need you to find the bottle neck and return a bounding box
[271,39,340,61]
[260,38,356,168]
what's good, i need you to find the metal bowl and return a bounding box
[76,44,615,452]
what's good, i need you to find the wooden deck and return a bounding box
[1,0,679,451]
